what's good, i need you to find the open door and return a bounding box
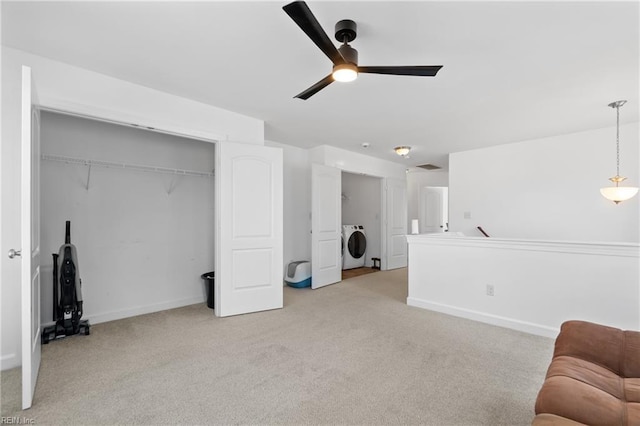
[21,66,42,409]
[215,141,283,317]
[311,164,341,289]
[384,178,407,270]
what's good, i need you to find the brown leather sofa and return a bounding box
[533,320,640,425]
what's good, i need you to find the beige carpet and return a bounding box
[1,268,553,425]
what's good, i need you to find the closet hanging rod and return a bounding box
[42,154,214,178]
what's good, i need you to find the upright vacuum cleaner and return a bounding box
[42,221,90,344]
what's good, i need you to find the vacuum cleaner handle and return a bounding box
[52,253,59,322]
[65,221,71,244]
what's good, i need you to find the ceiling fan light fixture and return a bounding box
[332,63,358,82]
[394,146,411,157]
[283,2,443,99]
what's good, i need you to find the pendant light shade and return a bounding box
[600,100,638,204]
[600,185,639,204]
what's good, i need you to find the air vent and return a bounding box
[417,164,441,170]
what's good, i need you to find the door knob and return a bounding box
[8,249,21,259]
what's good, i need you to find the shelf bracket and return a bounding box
[85,163,92,191]
[166,174,182,195]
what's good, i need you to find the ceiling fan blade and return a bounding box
[358,65,443,76]
[294,74,334,100]
[283,1,346,65]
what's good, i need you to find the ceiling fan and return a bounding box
[283,0,443,100]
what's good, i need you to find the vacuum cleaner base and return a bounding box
[42,319,90,344]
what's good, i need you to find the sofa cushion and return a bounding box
[534,374,625,425]
[546,355,623,399]
[534,320,640,426]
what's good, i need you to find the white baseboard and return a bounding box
[406,297,559,339]
[86,296,205,325]
[1,353,18,371]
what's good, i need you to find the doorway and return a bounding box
[341,172,381,279]
[311,163,407,289]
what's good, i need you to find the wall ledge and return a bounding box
[406,234,640,258]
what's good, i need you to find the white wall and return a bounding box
[40,112,215,325]
[1,48,264,370]
[265,141,311,271]
[407,169,449,233]
[449,123,640,242]
[407,235,640,337]
[342,172,382,267]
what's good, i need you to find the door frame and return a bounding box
[315,165,406,273]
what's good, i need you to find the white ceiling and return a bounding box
[2,1,638,169]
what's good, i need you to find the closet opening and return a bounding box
[39,110,216,327]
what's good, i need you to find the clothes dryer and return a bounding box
[342,225,367,269]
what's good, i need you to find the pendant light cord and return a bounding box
[616,103,620,177]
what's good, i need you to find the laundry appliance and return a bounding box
[342,225,367,269]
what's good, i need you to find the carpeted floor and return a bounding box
[1,268,553,425]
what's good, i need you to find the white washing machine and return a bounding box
[342,225,367,270]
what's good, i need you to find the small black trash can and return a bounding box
[201,271,215,309]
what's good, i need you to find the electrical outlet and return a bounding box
[486,284,495,296]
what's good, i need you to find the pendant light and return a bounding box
[600,100,638,204]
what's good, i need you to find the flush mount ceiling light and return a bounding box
[394,146,411,157]
[600,100,639,204]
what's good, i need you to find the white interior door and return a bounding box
[21,66,41,410]
[311,164,341,289]
[384,178,407,270]
[215,142,283,317]
[420,187,446,233]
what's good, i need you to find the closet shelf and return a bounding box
[42,154,214,178]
